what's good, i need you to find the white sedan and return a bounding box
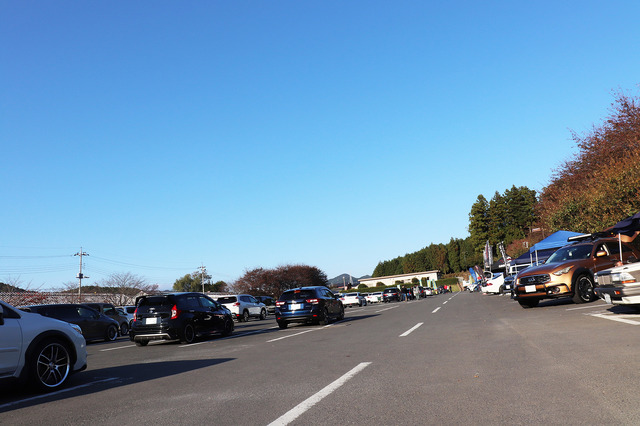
[341,292,367,307]
[0,300,87,392]
[365,292,383,303]
[481,273,506,294]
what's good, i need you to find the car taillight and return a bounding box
[306,298,319,304]
[133,308,138,322]
[234,302,240,306]
[171,304,181,319]
[276,301,285,307]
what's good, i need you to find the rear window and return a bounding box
[138,296,175,307]
[279,290,316,301]
[217,296,237,304]
[345,293,357,297]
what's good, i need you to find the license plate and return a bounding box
[290,303,302,310]
[604,293,612,304]
[525,285,536,293]
[145,317,159,325]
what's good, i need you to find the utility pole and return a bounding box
[74,248,89,302]
[200,264,206,293]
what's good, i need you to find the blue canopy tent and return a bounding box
[512,230,584,266]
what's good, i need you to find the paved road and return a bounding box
[3,292,640,424]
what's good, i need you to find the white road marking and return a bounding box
[566,303,608,311]
[100,344,136,351]
[590,313,640,325]
[267,362,371,426]
[0,377,119,410]
[432,307,441,313]
[266,329,314,342]
[400,322,423,337]
[375,306,398,313]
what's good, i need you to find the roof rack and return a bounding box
[566,233,595,242]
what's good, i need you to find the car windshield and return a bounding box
[217,296,237,304]
[546,244,593,263]
[280,290,315,301]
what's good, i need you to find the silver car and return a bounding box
[0,300,87,391]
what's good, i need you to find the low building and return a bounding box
[357,270,441,289]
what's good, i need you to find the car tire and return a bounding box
[181,323,196,344]
[337,306,345,321]
[119,322,129,336]
[135,340,149,347]
[259,309,267,320]
[518,299,540,309]
[105,324,118,342]
[222,318,233,337]
[29,339,71,391]
[498,286,504,295]
[573,274,595,304]
[318,308,329,326]
[278,321,288,329]
[241,310,250,322]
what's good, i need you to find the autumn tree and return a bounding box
[538,89,640,232]
[233,264,328,297]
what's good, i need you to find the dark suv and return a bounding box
[129,292,234,346]
[275,286,344,329]
[85,302,130,336]
[382,288,401,302]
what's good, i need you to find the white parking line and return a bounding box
[375,306,398,313]
[432,307,441,313]
[267,362,371,426]
[566,303,608,311]
[400,322,423,337]
[0,377,119,410]
[266,329,314,342]
[101,344,136,351]
[590,313,640,325]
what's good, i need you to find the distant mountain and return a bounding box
[328,274,372,288]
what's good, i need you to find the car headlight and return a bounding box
[553,266,573,276]
[69,323,83,336]
[611,272,636,285]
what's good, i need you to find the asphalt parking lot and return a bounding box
[3,292,640,425]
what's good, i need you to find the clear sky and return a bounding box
[2,1,639,290]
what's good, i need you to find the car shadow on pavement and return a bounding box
[0,358,234,412]
[604,305,640,315]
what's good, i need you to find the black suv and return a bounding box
[129,292,234,346]
[382,288,401,302]
[20,304,120,342]
[256,296,276,314]
[275,286,344,329]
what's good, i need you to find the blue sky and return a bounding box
[2,1,639,290]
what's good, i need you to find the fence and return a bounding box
[0,292,139,307]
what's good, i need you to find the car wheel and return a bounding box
[518,299,540,309]
[119,322,129,336]
[135,340,149,347]
[259,309,267,320]
[573,274,595,304]
[105,324,118,342]
[241,310,250,322]
[318,308,329,326]
[222,318,234,337]
[278,321,288,329]
[29,339,71,391]
[181,323,196,344]
[337,306,345,321]
[498,286,504,295]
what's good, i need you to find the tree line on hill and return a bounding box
[374,88,640,278]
